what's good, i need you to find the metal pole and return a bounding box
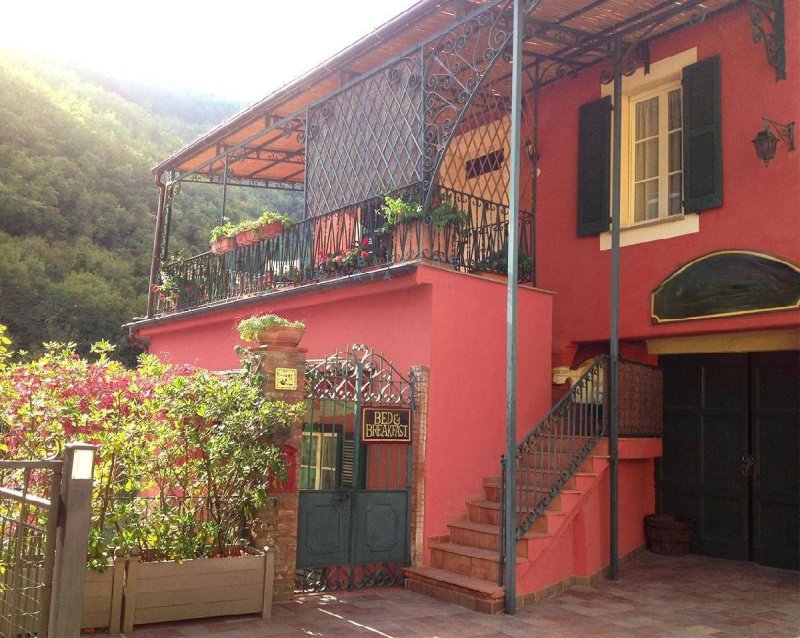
[609,34,623,581]
[49,442,97,638]
[146,174,167,318]
[221,154,230,224]
[504,0,523,615]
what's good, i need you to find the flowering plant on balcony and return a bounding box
[152,274,180,301]
[317,238,372,273]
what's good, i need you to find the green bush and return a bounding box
[0,341,303,568]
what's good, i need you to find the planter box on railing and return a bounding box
[121,547,276,633]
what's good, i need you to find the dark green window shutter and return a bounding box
[577,96,612,236]
[682,56,722,211]
[340,434,354,488]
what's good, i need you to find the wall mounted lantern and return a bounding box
[752,117,795,165]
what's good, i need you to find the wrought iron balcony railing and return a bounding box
[154,184,534,316]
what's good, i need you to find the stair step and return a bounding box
[430,541,527,581]
[432,541,514,561]
[405,566,504,598]
[404,566,505,614]
[448,517,550,557]
[430,542,497,581]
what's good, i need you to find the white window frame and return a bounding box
[628,82,683,225]
[599,47,700,250]
[299,430,339,490]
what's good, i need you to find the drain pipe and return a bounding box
[146,173,167,318]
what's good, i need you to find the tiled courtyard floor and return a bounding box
[125,552,799,638]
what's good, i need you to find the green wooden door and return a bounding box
[750,351,800,570]
[660,351,800,569]
[660,354,749,560]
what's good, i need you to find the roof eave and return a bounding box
[152,0,445,176]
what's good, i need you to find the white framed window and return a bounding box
[300,431,340,490]
[629,83,683,224]
[596,48,702,249]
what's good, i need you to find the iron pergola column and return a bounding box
[146,174,167,318]
[504,0,524,615]
[609,33,623,581]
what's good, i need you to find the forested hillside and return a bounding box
[0,52,302,362]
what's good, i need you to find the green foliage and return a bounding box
[0,51,304,361]
[475,249,534,280]
[0,324,11,367]
[209,222,238,241]
[237,314,305,342]
[379,195,424,228]
[223,212,295,240]
[256,211,295,228]
[0,342,303,568]
[431,201,467,232]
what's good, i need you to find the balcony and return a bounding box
[153,184,534,317]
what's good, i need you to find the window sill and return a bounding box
[599,213,699,250]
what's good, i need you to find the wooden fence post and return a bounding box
[49,442,96,638]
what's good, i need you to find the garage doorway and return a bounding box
[658,351,799,570]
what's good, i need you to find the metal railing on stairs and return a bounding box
[499,356,608,583]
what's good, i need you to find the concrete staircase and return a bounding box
[405,437,610,614]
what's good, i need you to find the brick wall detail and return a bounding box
[246,343,307,603]
[618,361,663,437]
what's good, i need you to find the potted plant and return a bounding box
[379,195,425,229]
[379,195,427,261]
[431,201,467,233]
[254,211,295,241]
[238,314,305,347]
[429,201,467,262]
[234,212,295,247]
[234,220,261,247]
[210,222,238,254]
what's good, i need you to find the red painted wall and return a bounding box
[135,265,554,553]
[534,3,800,362]
[139,273,433,371]
[420,267,552,548]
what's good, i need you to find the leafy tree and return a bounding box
[0,342,303,567]
[0,51,302,362]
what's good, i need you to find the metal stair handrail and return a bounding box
[499,355,608,581]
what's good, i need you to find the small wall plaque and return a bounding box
[274,367,298,391]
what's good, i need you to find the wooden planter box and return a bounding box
[122,547,275,633]
[81,559,124,633]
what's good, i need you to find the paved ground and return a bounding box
[125,552,799,638]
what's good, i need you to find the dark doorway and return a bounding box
[658,350,799,570]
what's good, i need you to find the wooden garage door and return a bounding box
[658,351,799,570]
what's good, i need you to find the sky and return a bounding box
[1,0,416,104]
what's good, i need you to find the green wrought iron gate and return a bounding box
[296,345,415,591]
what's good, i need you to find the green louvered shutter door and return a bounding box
[577,96,612,236]
[682,56,722,212]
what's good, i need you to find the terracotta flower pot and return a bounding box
[256,222,284,241]
[255,325,305,347]
[235,229,259,247]
[210,237,236,255]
